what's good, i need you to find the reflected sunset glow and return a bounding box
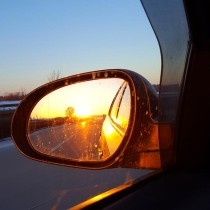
[30,78,124,119]
[76,105,91,117]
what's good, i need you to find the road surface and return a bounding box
[0,137,151,209]
[30,117,104,160]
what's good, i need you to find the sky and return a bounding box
[0,0,161,96]
[31,78,125,118]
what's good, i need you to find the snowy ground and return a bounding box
[0,100,20,111]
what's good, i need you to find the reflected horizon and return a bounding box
[30,78,124,119]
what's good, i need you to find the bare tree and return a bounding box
[48,70,61,82]
[20,88,26,97]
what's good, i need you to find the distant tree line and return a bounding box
[0,90,27,101]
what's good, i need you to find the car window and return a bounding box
[110,83,125,121]
[110,82,130,131]
[0,0,161,209]
[117,83,131,130]
[141,0,189,123]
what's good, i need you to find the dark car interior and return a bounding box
[71,0,210,209]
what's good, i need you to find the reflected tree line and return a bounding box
[29,106,105,133]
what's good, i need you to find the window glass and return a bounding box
[141,0,189,167]
[0,0,161,209]
[141,0,189,122]
[110,82,130,131]
[117,84,131,130]
[110,82,126,121]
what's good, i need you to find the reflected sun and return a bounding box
[76,105,91,117]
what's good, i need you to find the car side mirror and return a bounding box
[12,69,163,169]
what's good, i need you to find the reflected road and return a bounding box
[30,117,104,160]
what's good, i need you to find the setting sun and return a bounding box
[30,79,124,119]
[75,105,91,117]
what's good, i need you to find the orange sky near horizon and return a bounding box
[30,78,125,119]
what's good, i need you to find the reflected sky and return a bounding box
[31,78,124,119]
[0,0,160,95]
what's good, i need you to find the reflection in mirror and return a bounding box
[28,78,131,161]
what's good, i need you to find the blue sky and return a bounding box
[0,0,161,95]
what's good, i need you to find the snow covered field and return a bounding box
[0,101,20,111]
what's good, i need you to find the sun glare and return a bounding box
[75,105,91,117]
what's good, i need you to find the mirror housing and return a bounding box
[12,69,161,169]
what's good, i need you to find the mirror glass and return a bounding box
[28,78,131,161]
